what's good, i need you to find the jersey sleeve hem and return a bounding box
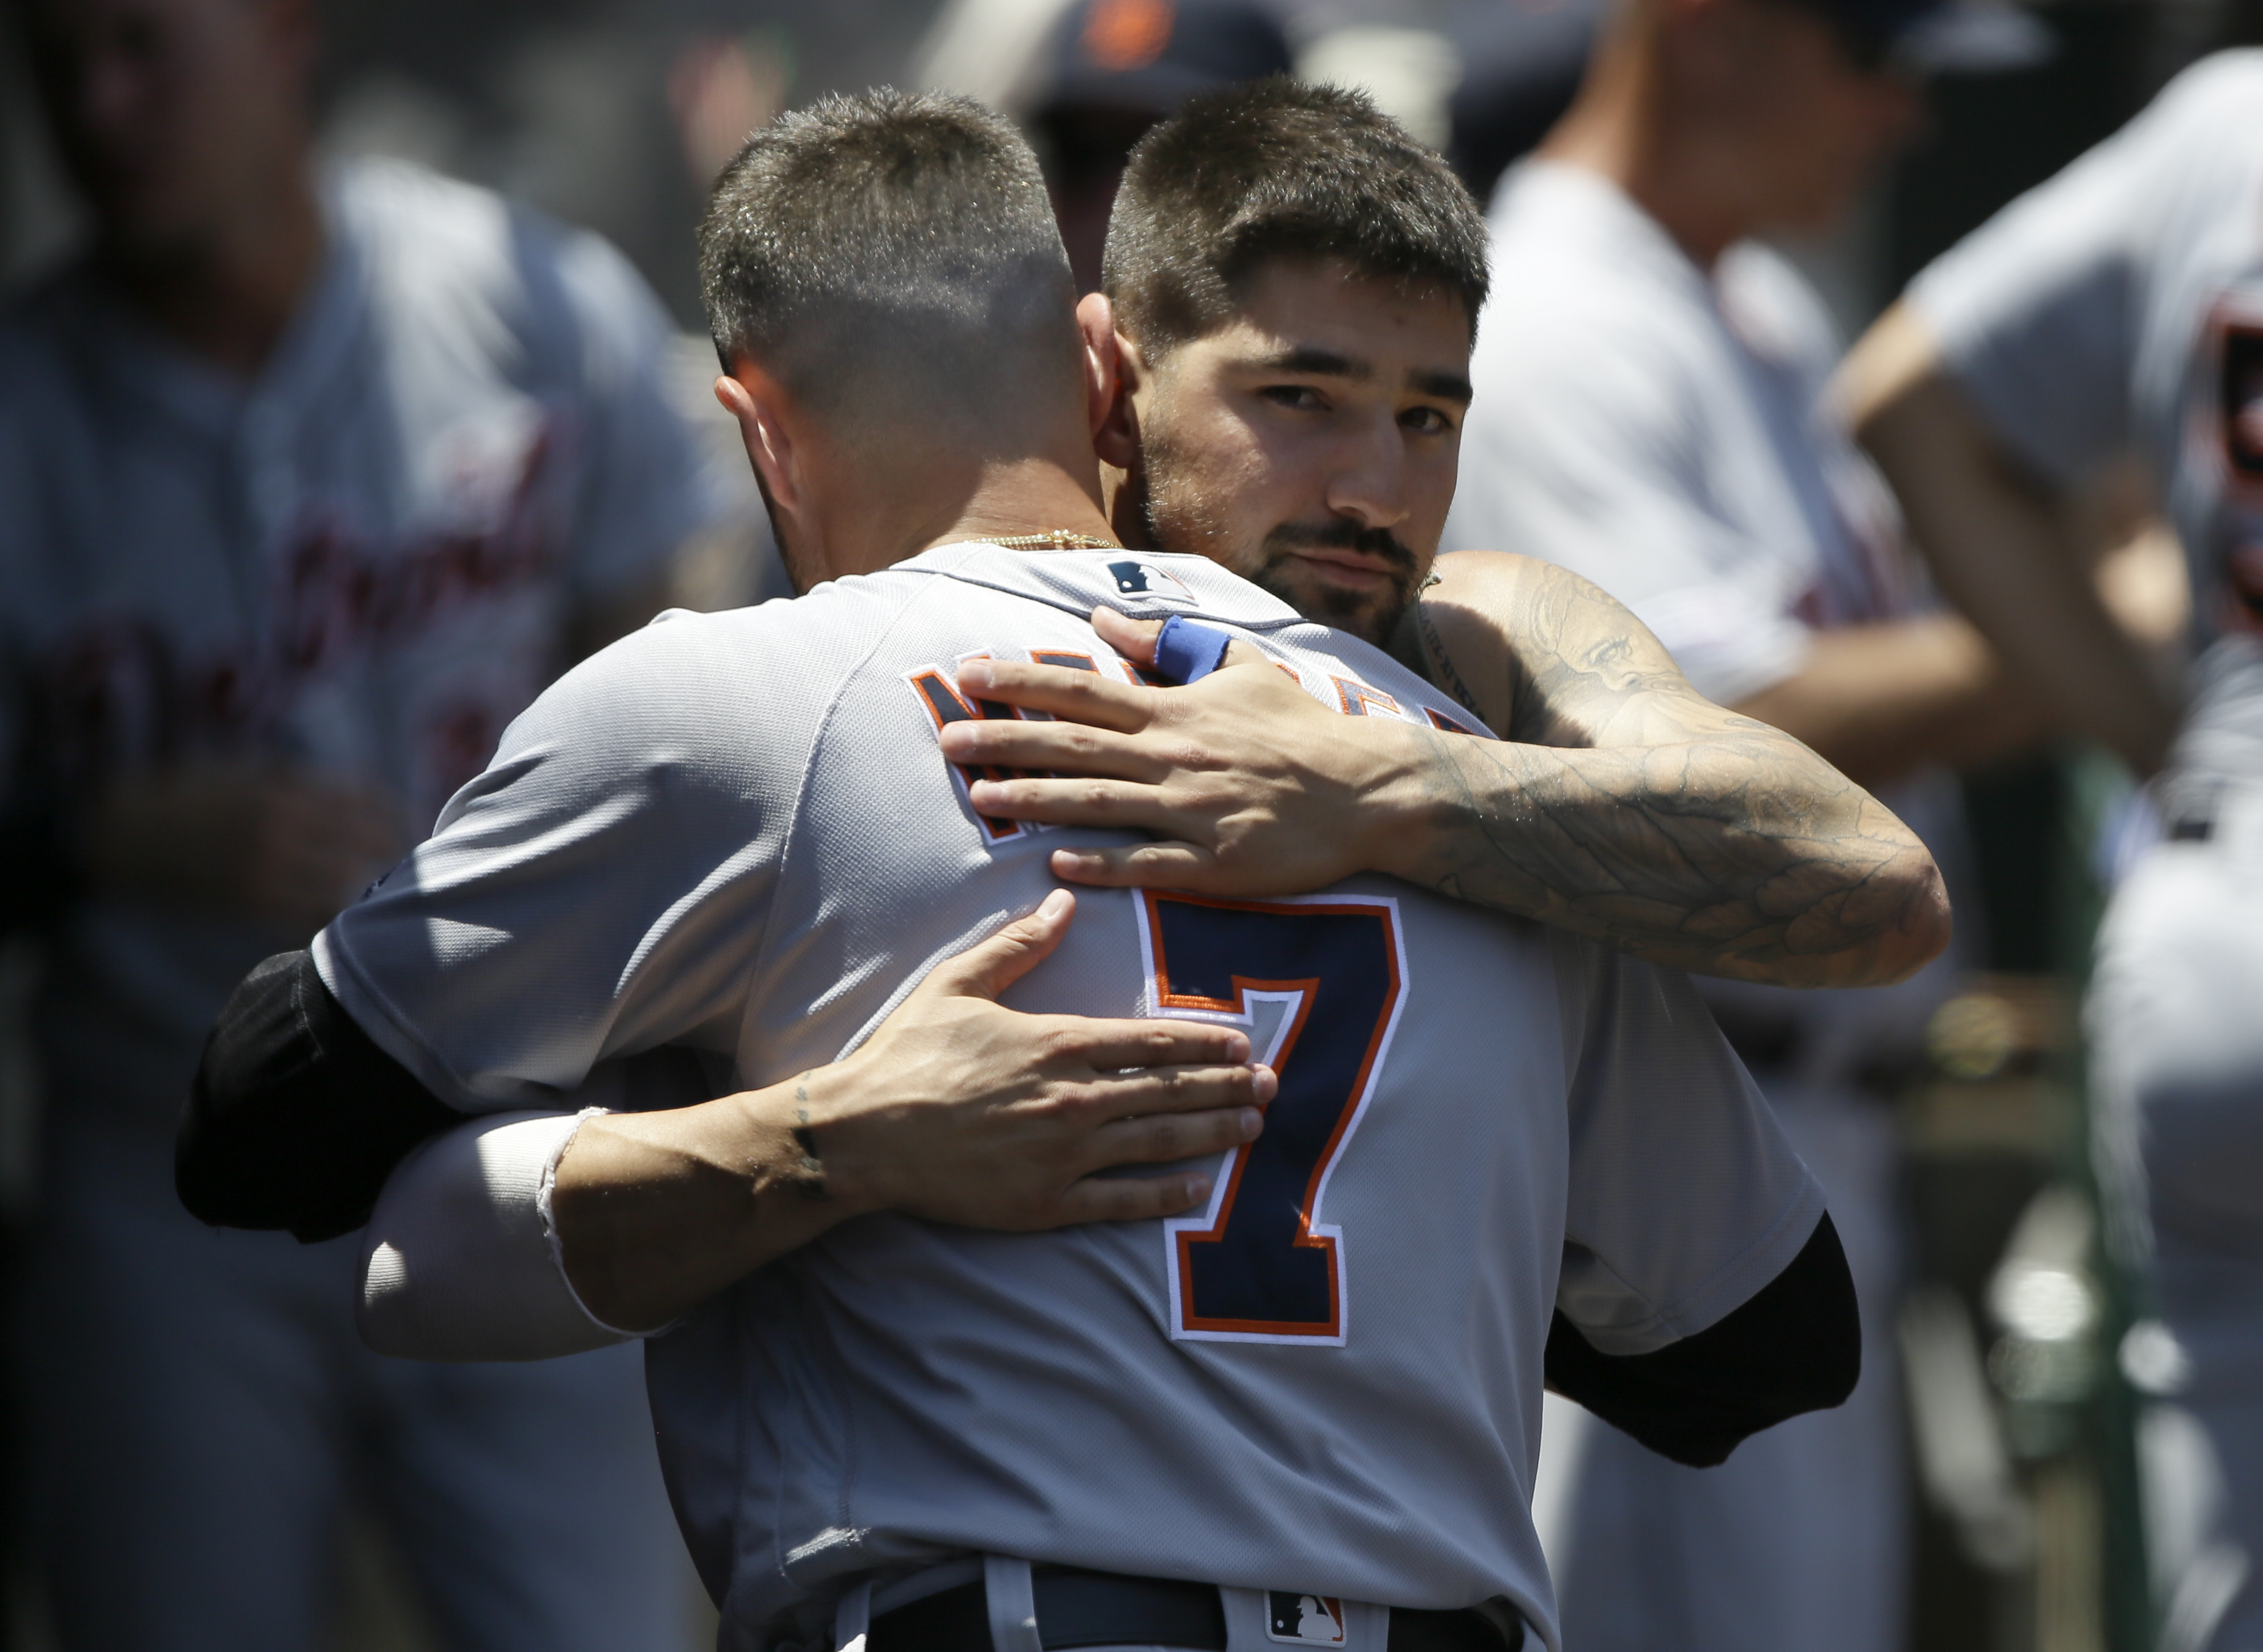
[1569,1170,1830,1357]
[312,924,543,1114]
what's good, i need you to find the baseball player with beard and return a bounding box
[193,90,1866,1652]
[915,80,1952,998]
[1845,50,2263,1652]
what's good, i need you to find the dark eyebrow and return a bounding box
[1248,346,1372,381]
[1409,368,1474,404]
[1243,346,1471,405]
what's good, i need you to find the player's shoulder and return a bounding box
[1428,547,1636,617]
[885,542,1302,635]
[511,583,916,759]
[1419,550,1696,726]
[2149,46,2263,128]
[614,580,915,673]
[2063,48,2263,199]
[1531,922,1689,1074]
[1405,552,1543,733]
[1421,549,1564,639]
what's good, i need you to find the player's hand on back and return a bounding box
[809,888,1274,1229]
[944,609,1424,898]
[85,761,404,944]
[552,891,1276,1332]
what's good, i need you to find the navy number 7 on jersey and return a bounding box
[1137,892,1406,1346]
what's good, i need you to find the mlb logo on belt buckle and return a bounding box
[1266,1591,1347,1644]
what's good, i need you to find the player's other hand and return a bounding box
[808,889,1275,1230]
[86,761,405,944]
[943,607,1419,898]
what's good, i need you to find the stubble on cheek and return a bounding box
[1132,421,1247,576]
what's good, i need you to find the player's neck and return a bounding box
[1542,48,1760,270]
[931,454,1118,554]
[101,150,326,382]
[794,450,1115,583]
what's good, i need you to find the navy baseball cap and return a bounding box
[1031,0,1295,120]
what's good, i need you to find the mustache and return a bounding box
[1262,519,1419,573]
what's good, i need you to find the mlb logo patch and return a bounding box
[1108,558,1195,600]
[1266,1591,1347,1645]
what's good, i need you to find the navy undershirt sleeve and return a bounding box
[1544,1212,1860,1466]
[179,951,462,1243]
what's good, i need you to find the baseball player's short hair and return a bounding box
[699,89,1080,422]
[1104,79,1490,360]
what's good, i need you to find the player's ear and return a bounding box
[716,360,805,518]
[1077,293,1140,472]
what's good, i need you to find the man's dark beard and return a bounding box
[1250,519,1421,645]
[1130,446,1423,644]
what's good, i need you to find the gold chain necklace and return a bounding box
[983,530,1121,550]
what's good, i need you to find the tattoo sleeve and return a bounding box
[1397,558,1945,988]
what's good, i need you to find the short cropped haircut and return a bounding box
[1103,80,1489,359]
[699,89,1079,424]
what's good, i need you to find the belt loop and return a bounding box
[832,1579,873,1652]
[983,1554,1044,1652]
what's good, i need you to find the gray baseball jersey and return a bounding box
[1909,48,2263,777]
[313,543,1823,1650]
[0,157,709,1125]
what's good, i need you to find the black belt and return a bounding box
[866,1566,1521,1651]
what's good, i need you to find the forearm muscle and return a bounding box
[1379,717,1947,987]
[1408,553,1950,986]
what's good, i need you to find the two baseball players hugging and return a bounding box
[180,83,1947,1652]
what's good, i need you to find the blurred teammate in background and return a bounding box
[1438,0,2058,1646]
[1845,50,2263,1652]
[0,0,713,1645]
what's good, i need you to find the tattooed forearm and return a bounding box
[1399,555,1950,988]
[1386,718,1947,988]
